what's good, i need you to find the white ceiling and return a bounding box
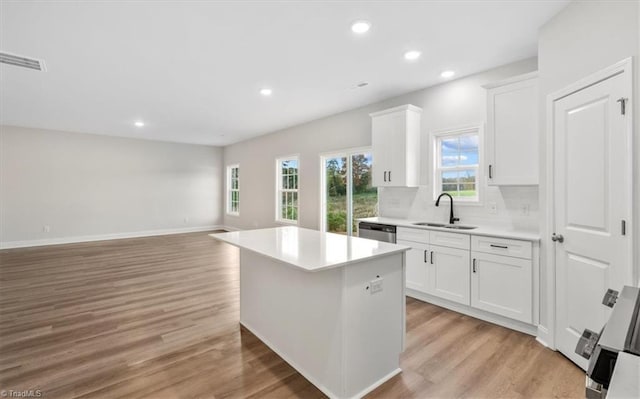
[0,1,567,146]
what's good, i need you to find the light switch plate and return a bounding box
[370,278,383,294]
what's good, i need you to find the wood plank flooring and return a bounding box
[0,232,584,398]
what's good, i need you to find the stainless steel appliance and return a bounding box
[358,222,396,243]
[575,286,640,399]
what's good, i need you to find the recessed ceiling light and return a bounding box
[404,51,421,61]
[351,21,371,34]
[134,121,145,127]
[260,88,272,96]
[441,70,455,78]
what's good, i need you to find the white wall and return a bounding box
[537,0,640,340]
[223,58,538,231]
[0,126,223,248]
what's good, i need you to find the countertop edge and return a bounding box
[210,233,410,272]
[358,217,541,242]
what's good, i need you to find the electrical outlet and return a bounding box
[370,278,383,294]
[183,217,189,224]
[521,204,530,216]
[487,202,497,215]
[43,225,51,233]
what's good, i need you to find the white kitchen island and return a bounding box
[210,226,409,399]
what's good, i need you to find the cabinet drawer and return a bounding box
[471,236,532,259]
[397,227,429,243]
[429,230,470,250]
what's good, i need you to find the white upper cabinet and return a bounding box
[484,72,539,185]
[370,104,422,187]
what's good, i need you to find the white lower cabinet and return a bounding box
[398,239,428,292]
[399,226,536,328]
[427,245,470,305]
[470,252,532,323]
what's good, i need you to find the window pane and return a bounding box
[441,170,458,183]
[459,151,478,166]
[459,134,478,151]
[442,183,458,193]
[351,152,377,235]
[282,175,288,189]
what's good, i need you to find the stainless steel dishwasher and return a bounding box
[358,222,397,243]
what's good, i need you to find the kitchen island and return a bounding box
[210,226,409,399]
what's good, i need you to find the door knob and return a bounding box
[551,233,564,243]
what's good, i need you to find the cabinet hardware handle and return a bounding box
[490,244,508,249]
[472,258,477,273]
[430,251,434,264]
[489,165,493,179]
[621,220,626,236]
[551,233,564,243]
[424,250,427,263]
[384,171,387,182]
[388,171,391,182]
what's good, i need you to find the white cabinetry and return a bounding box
[471,236,533,323]
[484,72,538,186]
[398,240,428,292]
[427,245,470,305]
[370,104,422,187]
[398,225,537,330]
[398,227,470,305]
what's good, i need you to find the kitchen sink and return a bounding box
[413,222,446,227]
[444,225,477,230]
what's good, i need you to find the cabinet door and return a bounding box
[398,240,428,292]
[471,252,532,323]
[427,245,470,305]
[371,114,393,187]
[486,77,538,185]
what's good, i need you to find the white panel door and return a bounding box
[398,240,428,292]
[553,70,632,369]
[427,245,470,305]
[471,252,532,323]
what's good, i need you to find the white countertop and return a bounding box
[358,217,541,242]
[210,226,410,272]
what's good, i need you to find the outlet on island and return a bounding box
[370,277,383,294]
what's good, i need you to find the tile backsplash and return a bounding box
[378,185,539,232]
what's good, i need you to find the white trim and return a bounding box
[536,325,552,348]
[369,103,422,118]
[0,225,224,250]
[544,56,634,352]
[406,289,538,337]
[482,71,539,90]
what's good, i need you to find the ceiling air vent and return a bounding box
[0,52,46,71]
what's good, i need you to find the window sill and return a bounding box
[276,219,299,226]
[226,212,240,217]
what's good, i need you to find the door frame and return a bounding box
[319,146,373,235]
[543,57,633,350]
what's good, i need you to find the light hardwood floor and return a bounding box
[0,232,584,398]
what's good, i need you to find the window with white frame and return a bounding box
[227,165,239,215]
[433,127,480,202]
[276,157,299,223]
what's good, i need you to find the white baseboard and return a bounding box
[0,225,227,250]
[406,289,538,337]
[536,325,555,349]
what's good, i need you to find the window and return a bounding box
[227,165,239,215]
[433,126,480,202]
[276,157,299,223]
[321,149,377,236]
